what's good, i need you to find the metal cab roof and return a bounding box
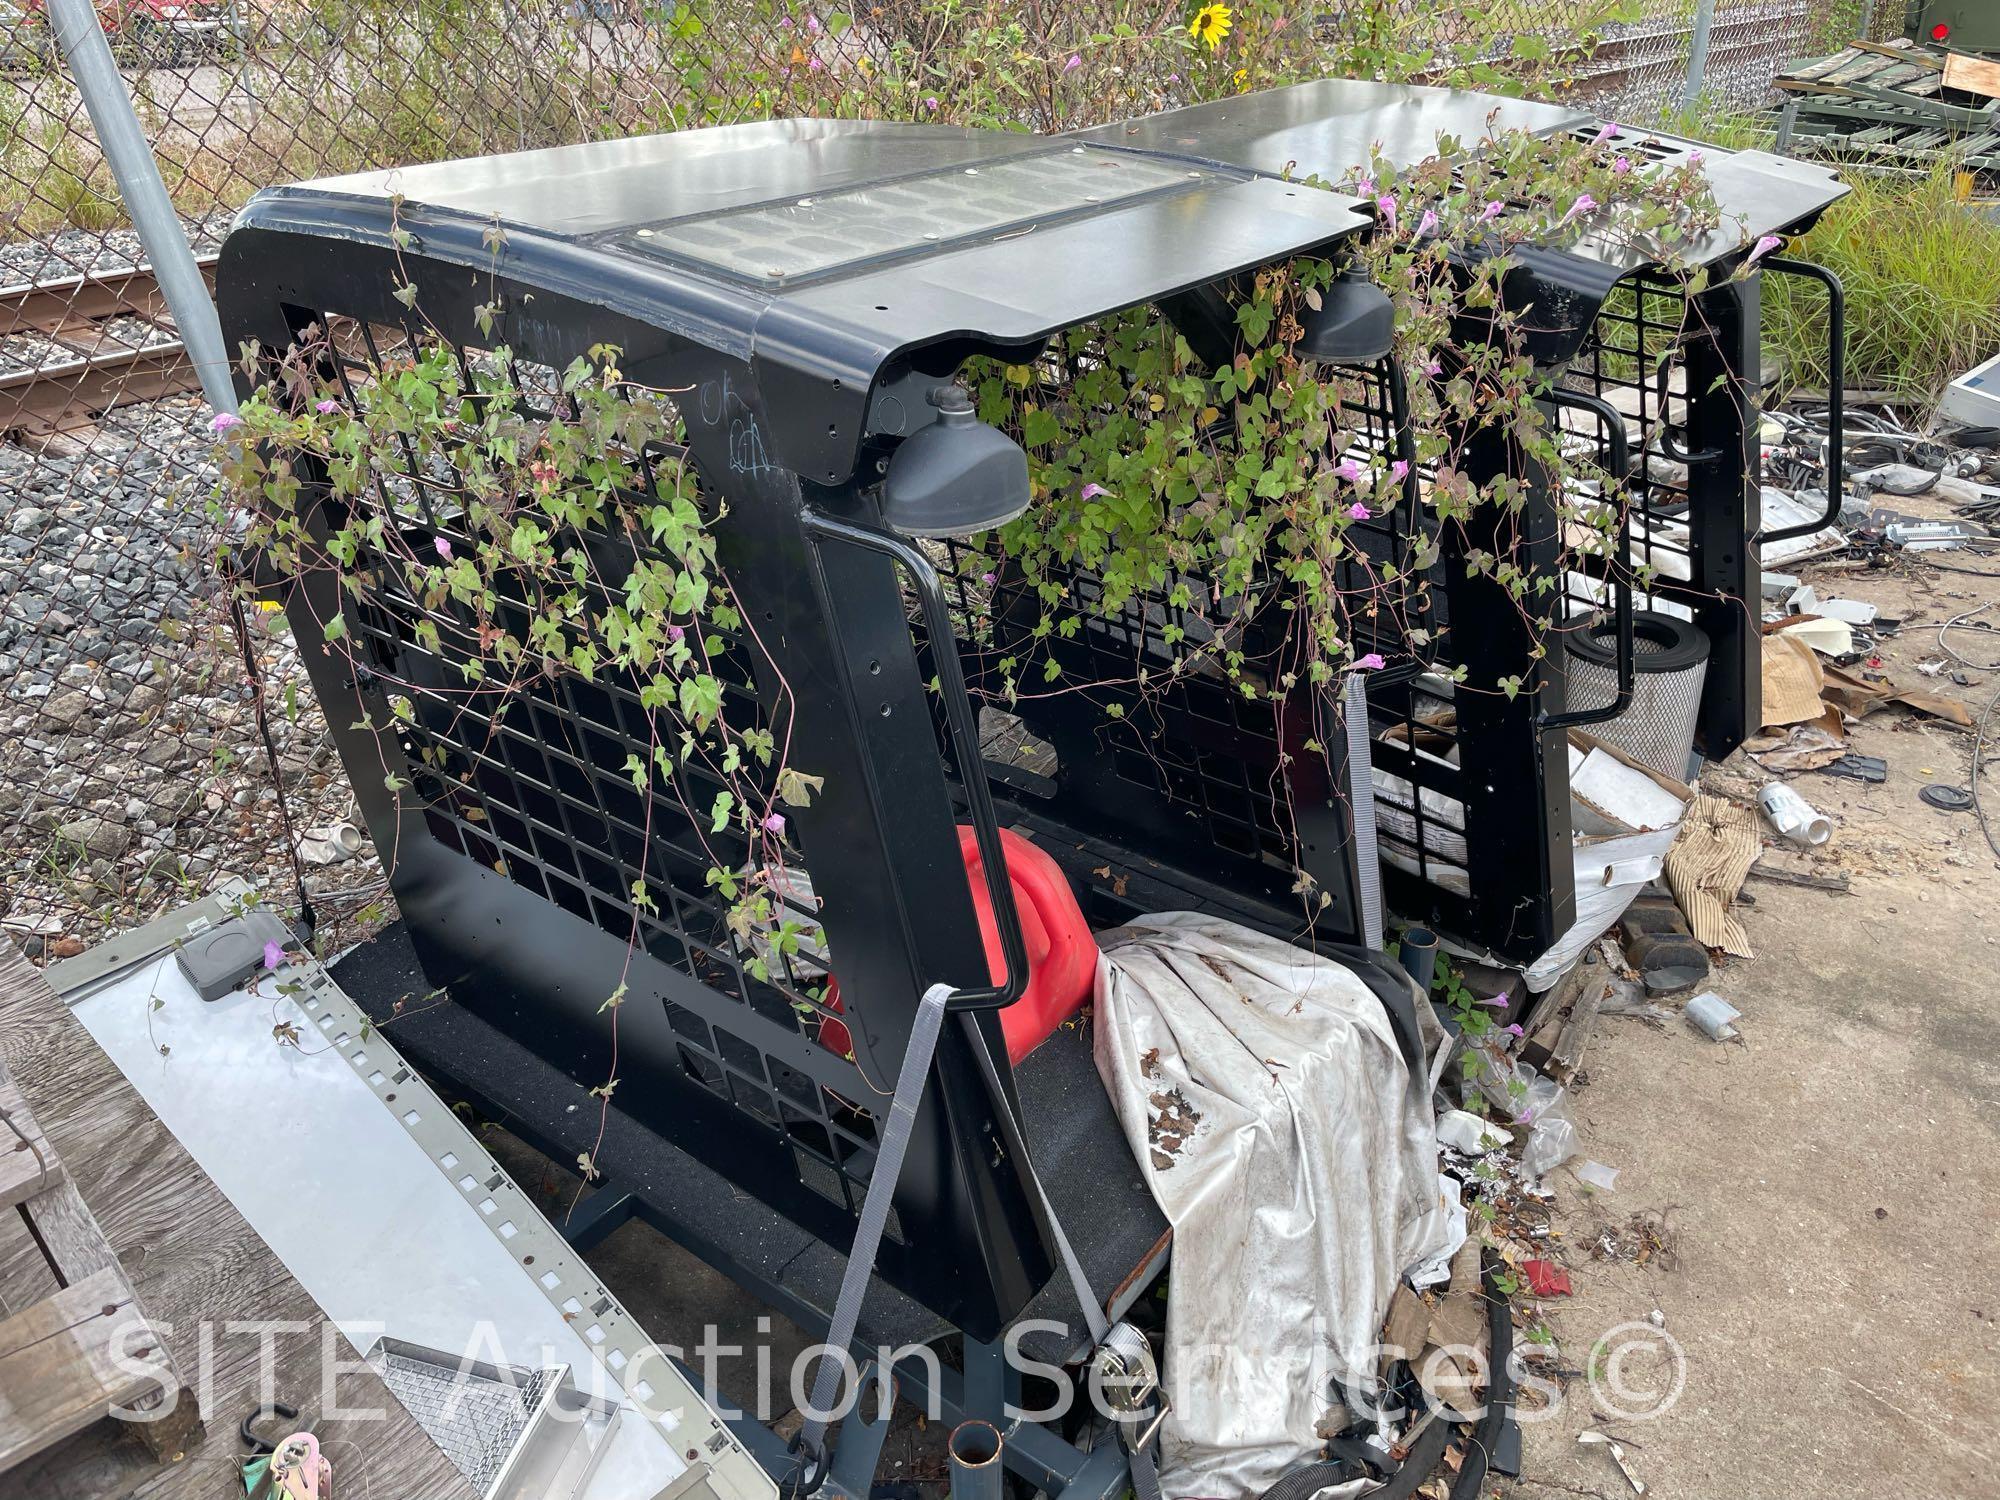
[1071,78,1593,174]
[223,117,1371,483]
[1080,80,1840,268]
[1070,79,1848,272]
[1070,79,1846,364]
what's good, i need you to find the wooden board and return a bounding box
[0,1265,176,1471]
[1944,50,2000,102]
[0,1072,59,1212]
[0,947,477,1500]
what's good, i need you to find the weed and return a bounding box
[1763,158,2000,411]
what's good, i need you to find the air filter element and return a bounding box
[1563,610,1710,780]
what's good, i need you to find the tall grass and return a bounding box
[1762,160,2000,410]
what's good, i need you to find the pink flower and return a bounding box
[1355,652,1385,670]
[1389,459,1410,483]
[1592,119,1618,144]
[1081,482,1110,500]
[1335,458,1364,482]
[805,12,821,30]
[315,398,339,414]
[1376,194,1398,229]
[1478,995,1508,1008]
[433,535,452,560]
[1479,200,1503,222]
[1563,193,1597,223]
[924,96,939,111]
[1748,233,1783,263]
[1423,359,1442,377]
[1347,501,1372,520]
[1063,53,1081,72]
[980,571,997,585]
[667,623,685,643]
[808,55,823,70]
[1356,176,1376,197]
[1613,155,1632,175]
[1416,208,1438,238]
[1503,1023,1525,1037]
[762,812,786,835]
[1688,149,1705,168]
[210,411,241,433]
[262,939,285,970]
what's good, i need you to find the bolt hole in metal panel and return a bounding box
[48,881,776,1500]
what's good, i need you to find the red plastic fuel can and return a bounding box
[820,826,1095,1064]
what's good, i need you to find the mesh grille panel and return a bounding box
[924,358,1441,890]
[373,1346,556,1493]
[319,321,890,1219]
[1559,271,1700,620]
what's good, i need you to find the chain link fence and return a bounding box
[0,0,1875,964]
[1572,0,1870,118]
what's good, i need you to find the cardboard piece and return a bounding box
[1381,1284,1430,1369]
[1760,632,1827,728]
[1525,735,1694,991]
[1664,793,1762,959]
[1820,664,1974,728]
[1749,719,1847,773]
[1413,1241,1489,1416]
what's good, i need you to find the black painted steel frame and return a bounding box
[218,236,1061,1343]
[920,348,1577,965]
[1560,271,1764,758]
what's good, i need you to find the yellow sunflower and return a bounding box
[1189,2,1233,49]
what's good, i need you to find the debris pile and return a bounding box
[1361,393,2000,1496]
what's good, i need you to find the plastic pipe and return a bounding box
[1399,927,1439,997]
[48,0,236,415]
[1758,782,1831,846]
[948,1420,1004,1500]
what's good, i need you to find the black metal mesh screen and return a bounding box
[312,319,893,1222]
[918,357,1451,923]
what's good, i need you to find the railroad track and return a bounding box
[0,255,218,446]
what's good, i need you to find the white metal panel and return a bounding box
[70,931,770,1500]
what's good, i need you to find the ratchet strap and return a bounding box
[791,985,1164,1500]
[959,1010,1166,1500]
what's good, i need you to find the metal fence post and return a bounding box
[47,0,237,415]
[1682,0,1718,113]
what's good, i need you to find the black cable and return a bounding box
[1255,1414,1452,1500]
[1449,1249,1517,1500]
[1918,558,2000,579]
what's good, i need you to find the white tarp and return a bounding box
[1092,914,1455,1499]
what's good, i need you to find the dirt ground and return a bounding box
[1508,536,2000,1500]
